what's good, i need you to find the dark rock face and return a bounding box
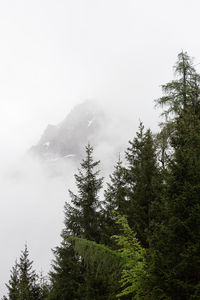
[30,100,107,162]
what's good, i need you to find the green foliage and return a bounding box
[151,51,200,299]
[68,235,122,277]
[68,213,148,300]
[104,157,128,216]
[5,51,200,300]
[48,242,83,300]
[112,213,147,299]
[64,143,104,242]
[102,157,129,247]
[3,245,49,300]
[5,261,19,300]
[125,122,161,248]
[155,52,198,119]
[49,145,115,299]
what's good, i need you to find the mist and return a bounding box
[0,153,75,294]
[0,98,160,295]
[1,0,200,296]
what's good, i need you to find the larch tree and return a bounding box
[151,51,200,299]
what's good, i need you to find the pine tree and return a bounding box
[151,51,200,299]
[125,123,161,248]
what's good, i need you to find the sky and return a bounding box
[1,0,200,295]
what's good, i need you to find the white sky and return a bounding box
[1,0,200,295]
[1,0,200,155]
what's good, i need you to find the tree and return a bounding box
[68,214,147,300]
[5,261,19,300]
[64,144,103,242]
[48,241,83,300]
[102,157,129,246]
[125,123,161,248]
[151,51,200,299]
[3,245,48,300]
[17,244,38,300]
[49,144,111,299]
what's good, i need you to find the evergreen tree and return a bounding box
[102,157,128,246]
[151,51,200,299]
[48,242,83,300]
[3,245,48,300]
[49,144,111,299]
[37,272,50,300]
[5,261,19,300]
[125,123,161,248]
[17,244,38,300]
[68,213,147,300]
[64,144,103,242]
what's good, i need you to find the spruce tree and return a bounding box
[49,144,111,299]
[17,244,39,300]
[64,144,103,242]
[151,51,200,299]
[125,123,161,248]
[102,157,128,246]
[3,245,48,300]
[5,261,19,300]
[48,242,83,300]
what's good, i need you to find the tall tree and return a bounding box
[125,123,161,248]
[102,157,128,246]
[151,51,200,299]
[48,144,110,299]
[64,144,103,242]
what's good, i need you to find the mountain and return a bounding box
[30,99,138,178]
[30,100,107,163]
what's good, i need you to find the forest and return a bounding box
[3,52,200,300]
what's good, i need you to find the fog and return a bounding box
[1,0,200,296]
[0,104,156,296]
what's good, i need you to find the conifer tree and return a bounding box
[3,245,48,300]
[151,51,200,299]
[17,244,38,300]
[48,242,83,300]
[5,261,19,300]
[48,144,110,299]
[102,157,128,246]
[104,157,128,216]
[125,123,161,248]
[64,144,103,242]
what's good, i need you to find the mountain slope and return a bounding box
[30,100,106,162]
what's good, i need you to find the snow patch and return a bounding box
[63,154,75,159]
[88,118,94,127]
[43,141,50,147]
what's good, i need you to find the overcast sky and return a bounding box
[1,0,200,295]
[1,0,200,156]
